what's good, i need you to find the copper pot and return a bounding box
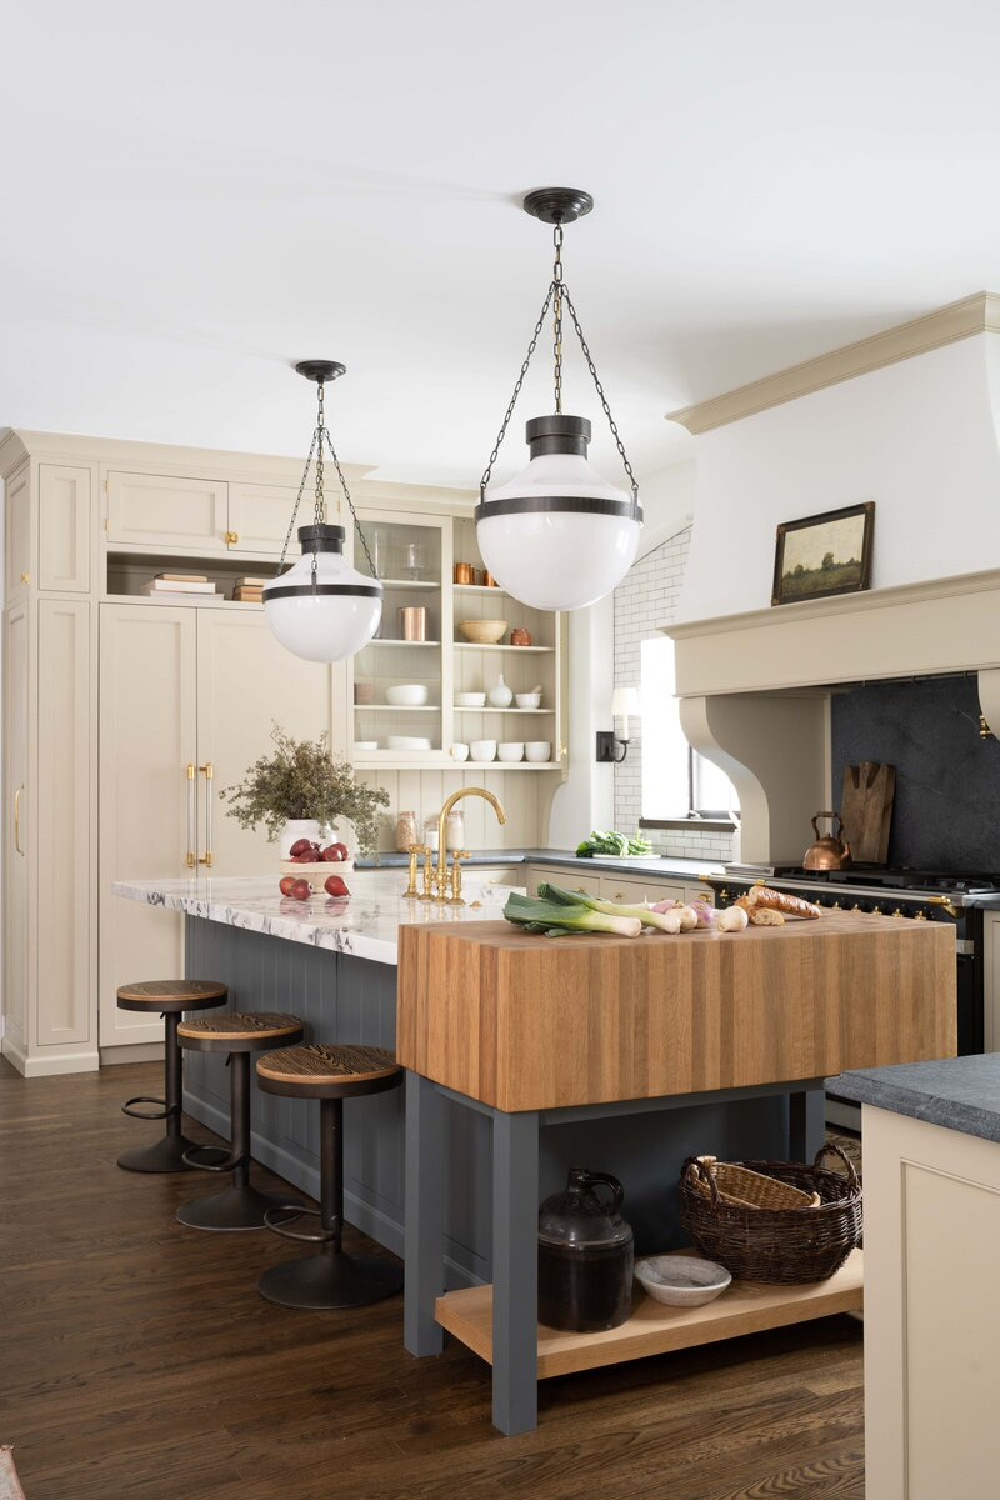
[803,811,851,871]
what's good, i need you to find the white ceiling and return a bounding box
[4,0,1000,488]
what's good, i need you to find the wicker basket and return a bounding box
[679,1145,862,1284]
[687,1156,820,1210]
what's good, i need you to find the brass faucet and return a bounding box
[432,787,506,904]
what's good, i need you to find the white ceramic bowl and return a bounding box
[456,691,487,708]
[354,740,378,751]
[386,683,429,707]
[634,1255,731,1308]
[498,741,524,762]
[524,741,552,763]
[516,692,541,709]
[449,743,470,763]
[387,735,432,752]
[470,739,497,763]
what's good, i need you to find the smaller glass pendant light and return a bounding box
[263,361,382,662]
[476,188,643,611]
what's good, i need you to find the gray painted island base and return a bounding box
[404,1071,826,1435]
[180,914,821,1314]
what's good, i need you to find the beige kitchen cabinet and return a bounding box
[99,602,332,1049]
[984,910,1000,1050]
[526,865,603,898]
[2,598,96,1074]
[106,471,229,552]
[39,464,92,592]
[4,465,31,600]
[863,1103,1000,1499]
[227,481,302,558]
[599,875,686,905]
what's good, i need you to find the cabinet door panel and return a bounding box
[107,471,227,552]
[227,482,301,557]
[37,600,92,1045]
[5,468,30,598]
[526,865,602,898]
[100,604,197,1047]
[39,464,91,592]
[195,611,332,874]
[3,604,30,1049]
[600,875,685,905]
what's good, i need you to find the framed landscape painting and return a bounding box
[771,501,874,606]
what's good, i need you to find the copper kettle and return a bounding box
[803,811,851,871]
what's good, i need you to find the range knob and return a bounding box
[831,900,843,911]
[892,907,904,918]
[871,905,884,916]
[719,888,730,901]
[914,909,927,921]
[851,904,863,913]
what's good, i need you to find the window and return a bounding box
[639,635,739,823]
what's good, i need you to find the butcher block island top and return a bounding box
[396,912,956,1111]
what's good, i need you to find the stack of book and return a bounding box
[142,573,222,601]
[233,576,268,604]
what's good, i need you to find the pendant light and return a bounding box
[262,361,382,662]
[476,188,643,612]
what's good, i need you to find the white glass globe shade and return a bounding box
[477,449,641,611]
[263,537,381,662]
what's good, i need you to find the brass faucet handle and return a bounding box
[448,850,472,905]
[419,846,437,900]
[404,843,426,899]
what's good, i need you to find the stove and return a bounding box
[707,864,992,1062]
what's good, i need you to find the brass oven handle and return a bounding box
[185,763,197,867]
[13,785,23,854]
[198,763,214,867]
[927,894,958,919]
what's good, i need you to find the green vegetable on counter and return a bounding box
[503,891,642,938]
[575,829,654,859]
[537,881,682,933]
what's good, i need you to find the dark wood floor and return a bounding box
[0,1058,865,1498]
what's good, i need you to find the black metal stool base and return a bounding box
[117,1134,198,1174]
[258,1248,403,1311]
[176,1184,293,1232]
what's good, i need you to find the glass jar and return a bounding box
[395,811,419,853]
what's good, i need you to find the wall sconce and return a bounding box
[596,687,640,763]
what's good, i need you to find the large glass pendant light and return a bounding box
[263,361,382,662]
[476,187,643,611]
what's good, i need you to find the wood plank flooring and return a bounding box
[0,1059,865,1498]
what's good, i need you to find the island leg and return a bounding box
[789,1081,826,1162]
[491,1107,539,1435]
[404,1070,446,1357]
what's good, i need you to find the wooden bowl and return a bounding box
[460,619,507,645]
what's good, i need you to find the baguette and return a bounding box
[735,885,822,920]
[749,907,785,926]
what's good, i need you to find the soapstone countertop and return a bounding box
[355,848,724,879]
[829,1053,1000,1145]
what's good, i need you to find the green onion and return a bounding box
[503,891,642,938]
[537,882,680,932]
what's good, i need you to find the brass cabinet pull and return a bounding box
[185,763,197,867]
[224,531,239,547]
[198,763,214,866]
[13,785,23,854]
[19,572,30,585]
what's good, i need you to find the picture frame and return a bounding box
[771,501,875,607]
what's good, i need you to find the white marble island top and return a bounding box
[113,870,521,966]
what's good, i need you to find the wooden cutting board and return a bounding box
[840,761,895,864]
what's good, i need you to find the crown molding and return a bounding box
[667,292,1000,435]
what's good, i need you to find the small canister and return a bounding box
[395,811,419,853]
[398,606,427,642]
[454,562,474,585]
[537,1169,634,1332]
[445,809,465,851]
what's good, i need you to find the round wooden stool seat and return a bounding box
[116,979,228,1015]
[177,1012,303,1053]
[256,1043,402,1100]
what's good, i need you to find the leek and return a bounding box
[503,891,642,938]
[537,881,681,933]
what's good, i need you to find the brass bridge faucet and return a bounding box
[403,788,507,904]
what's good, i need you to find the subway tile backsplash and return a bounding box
[612,524,734,867]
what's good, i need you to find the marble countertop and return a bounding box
[112,870,524,967]
[829,1054,1000,1145]
[356,848,724,879]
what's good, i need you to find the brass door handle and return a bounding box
[198,763,214,866]
[224,531,239,547]
[185,763,197,867]
[13,785,23,854]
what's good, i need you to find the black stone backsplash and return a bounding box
[829,674,1000,872]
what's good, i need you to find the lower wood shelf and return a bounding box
[435,1248,864,1379]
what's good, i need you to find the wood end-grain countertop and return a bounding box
[395,913,956,1111]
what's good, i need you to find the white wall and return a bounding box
[548,595,615,848]
[679,334,1000,622]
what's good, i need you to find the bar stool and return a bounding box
[116,979,228,1174]
[255,1043,404,1311]
[175,1011,304,1231]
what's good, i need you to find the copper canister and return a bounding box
[454,562,474,585]
[398,606,427,642]
[482,570,498,588]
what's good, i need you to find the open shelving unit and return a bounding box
[435,1249,864,1380]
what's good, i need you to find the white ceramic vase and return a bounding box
[488,673,513,708]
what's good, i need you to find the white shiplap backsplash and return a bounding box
[612,525,734,864]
